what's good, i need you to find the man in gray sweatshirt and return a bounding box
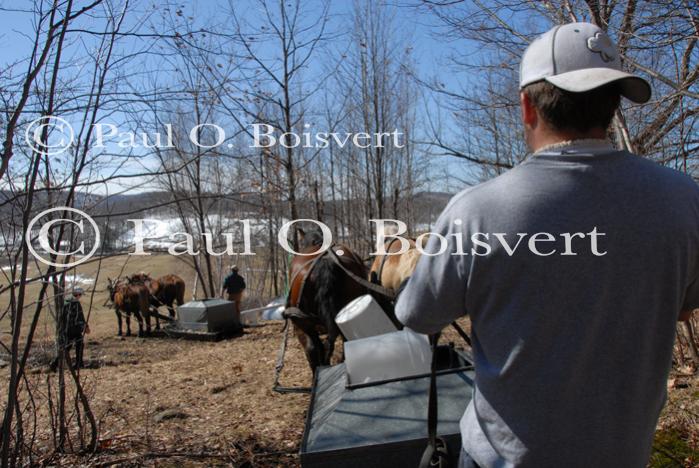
[396,22,699,468]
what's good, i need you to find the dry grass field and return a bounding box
[0,254,697,466]
[0,253,312,466]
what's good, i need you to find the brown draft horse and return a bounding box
[128,272,185,329]
[286,228,367,372]
[107,277,150,336]
[369,237,424,293]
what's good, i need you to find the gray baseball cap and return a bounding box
[520,22,651,103]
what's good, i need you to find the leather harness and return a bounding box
[374,237,402,285]
[284,244,395,321]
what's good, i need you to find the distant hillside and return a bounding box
[0,189,454,229]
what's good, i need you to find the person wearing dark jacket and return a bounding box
[221,266,246,317]
[51,287,89,370]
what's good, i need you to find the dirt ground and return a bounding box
[1,253,314,466]
[1,254,698,467]
[2,313,313,466]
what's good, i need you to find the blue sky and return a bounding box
[0,0,490,194]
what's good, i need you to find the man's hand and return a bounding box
[85,324,91,334]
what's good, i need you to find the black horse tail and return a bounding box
[311,256,340,333]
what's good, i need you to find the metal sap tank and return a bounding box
[176,298,241,333]
[300,346,475,467]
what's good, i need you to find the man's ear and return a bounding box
[520,91,538,128]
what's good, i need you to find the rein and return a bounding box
[274,251,327,394]
[273,319,312,394]
[126,277,165,307]
[285,244,397,311]
[325,247,396,300]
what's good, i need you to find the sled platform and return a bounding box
[158,325,242,341]
[300,345,475,468]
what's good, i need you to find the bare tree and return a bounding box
[418,0,698,179]
[0,0,171,463]
[323,0,428,250]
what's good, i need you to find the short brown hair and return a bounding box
[523,81,621,133]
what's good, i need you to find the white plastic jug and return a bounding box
[344,328,432,385]
[335,294,397,341]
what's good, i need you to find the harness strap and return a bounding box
[273,318,312,394]
[275,250,325,395]
[395,277,410,298]
[450,321,472,347]
[282,306,316,321]
[419,333,450,468]
[286,253,326,309]
[375,237,401,285]
[326,247,396,300]
[150,292,166,308]
[128,278,168,309]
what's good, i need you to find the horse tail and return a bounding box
[176,280,185,306]
[138,286,150,316]
[311,256,340,332]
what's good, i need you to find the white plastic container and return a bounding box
[335,294,397,341]
[344,328,432,385]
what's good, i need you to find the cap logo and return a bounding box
[587,32,616,62]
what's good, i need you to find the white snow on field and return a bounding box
[414,223,435,233]
[66,274,95,285]
[0,265,23,276]
[0,265,94,288]
[117,215,285,249]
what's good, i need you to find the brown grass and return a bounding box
[1,253,310,466]
[2,321,312,466]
